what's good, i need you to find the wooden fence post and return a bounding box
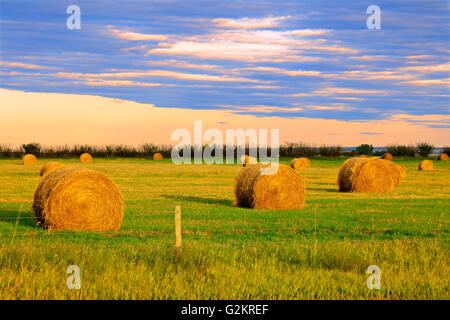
[175,205,182,249]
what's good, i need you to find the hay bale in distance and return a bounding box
[234,164,306,210]
[33,167,123,231]
[381,153,393,160]
[360,155,369,158]
[438,153,449,161]
[80,153,93,163]
[418,160,433,171]
[290,158,311,170]
[240,155,257,167]
[40,162,64,177]
[153,153,163,160]
[338,158,401,193]
[22,154,37,165]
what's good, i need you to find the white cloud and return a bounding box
[212,16,289,29]
[108,27,167,41]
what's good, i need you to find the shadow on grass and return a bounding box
[0,208,37,228]
[307,187,337,193]
[162,194,232,206]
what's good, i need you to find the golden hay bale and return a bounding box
[80,153,93,163]
[40,162,64,177]
[153,153,163,160]
[290,158,311,170]
[338,158,400,193]
[234,164,306,210]
[22,154,37,165]
[418,160,433,171]
[360,155,369,158]
[395,164,407,178]
[33,167,123,231]
[379,159,402,186]
[381,153,393,160]
[438,153,449,161]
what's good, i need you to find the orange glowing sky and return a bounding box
[1,89,448,147]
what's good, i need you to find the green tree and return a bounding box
[417,142,434,157]
[355,144,373,155]
[21,143,41,155]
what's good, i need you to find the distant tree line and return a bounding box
[0,142,445,159]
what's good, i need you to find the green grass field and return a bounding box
[0,158,448,299]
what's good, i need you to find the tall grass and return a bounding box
[0,158,448,299]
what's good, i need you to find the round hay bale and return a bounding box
[33,167,123,231]
[80,153,93,163]
[395,164,407,178]
[418,160,433,171]
[379,159,402,186]
[153,153,163,160]
[290,158,311,170]
[234,164,306,210]
[22,154,37,165]
[360,155,369,158]
[438,153,449,161]
[40,162,64,177]
[381,153,393,160]
[338,158,400,193]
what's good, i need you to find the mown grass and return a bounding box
[0,158,448,299]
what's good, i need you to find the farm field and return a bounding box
[0,158,448,299]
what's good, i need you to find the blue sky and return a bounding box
[0,0,449,127]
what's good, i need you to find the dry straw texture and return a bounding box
[338,158,401,193]
[33,167,123,231]
[80,153,93,163]
[234,164,306,210]
[40,162,64,177]
[380,160,402,186]
[22,154,37,165]
[153,153,163,160]
[418,160,433,171]
[395,164,407,178]
[382,153,393,160]
[290,158,311,170]
[438,153,449,161]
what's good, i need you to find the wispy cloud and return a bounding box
[239,66,322,76]
[398,63,450,73]
[144,60,234,73]
[82,80,163,87]
[108,27,167,41]
[406,55,434,60]
[389,114,450,127]
[302,104,354,111]
[360,132,383,135]
[290,87,387,97]
[349,55,391,61]
[0,61,56,70]
[219,104,303,113]
[55,70,270,83]
[403,78,450,86]
[147,23,356,62]
[212,16,289,29]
